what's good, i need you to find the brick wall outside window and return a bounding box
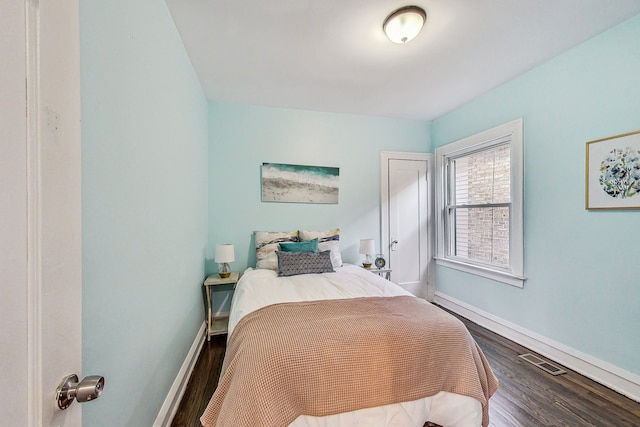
[454,145,510,267]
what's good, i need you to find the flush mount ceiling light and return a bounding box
[383,5,426,44]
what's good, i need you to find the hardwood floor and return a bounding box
[171,311,640,427]
[457,315,640,426]
[171,334,226,427]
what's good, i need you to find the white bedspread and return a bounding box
[229,264,412,337]
[227,264,484,427]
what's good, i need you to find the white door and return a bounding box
[0,1,83,426]
[381,152,433,300]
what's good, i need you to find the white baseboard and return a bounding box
[153,321,207,427]
[434,292,640,403]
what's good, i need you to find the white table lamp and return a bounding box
[215,244,235,278]
[359,239,376,269]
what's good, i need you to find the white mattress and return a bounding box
[228,264,483,427]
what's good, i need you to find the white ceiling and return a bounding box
[166,0,640,120]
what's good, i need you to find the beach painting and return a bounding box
[261,162,340,204]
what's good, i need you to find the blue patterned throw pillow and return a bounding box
[276,250,334,277]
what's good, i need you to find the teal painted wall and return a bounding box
[432,14,640,375]
[80,1,208,426]
[207,103,430,310]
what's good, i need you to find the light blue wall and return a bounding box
[80,1,208,426]
[207,103,430,310]
[432,14,640,375]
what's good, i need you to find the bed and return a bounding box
[200,230,498,427]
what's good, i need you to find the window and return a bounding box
[435,119,525,287]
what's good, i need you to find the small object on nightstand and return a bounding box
[374,254,386,269]
[203,272,239,340]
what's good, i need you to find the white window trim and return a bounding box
[435,118,526,288]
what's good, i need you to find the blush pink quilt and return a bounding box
[200,295,498,427]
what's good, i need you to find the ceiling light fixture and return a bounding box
[383,5,426,44]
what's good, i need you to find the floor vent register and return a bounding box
[518,353,567,376]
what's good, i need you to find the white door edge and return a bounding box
[25,0,83,425]
[26,2,43,423]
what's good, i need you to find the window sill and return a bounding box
[434,257,526,288]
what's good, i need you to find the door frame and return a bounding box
[380,151,435,301]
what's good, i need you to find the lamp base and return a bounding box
[218,261,231,279]
[362,263,372,269]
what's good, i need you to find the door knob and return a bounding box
[56,374,105,410]
[391,239,398,251]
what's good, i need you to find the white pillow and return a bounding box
[299,228,343,268]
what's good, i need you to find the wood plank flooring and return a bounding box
[456,314,640,426]
[171,309,640,427]
[171,334,226,427]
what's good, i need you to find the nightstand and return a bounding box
[364,267,392,281]
[203,271,239,340]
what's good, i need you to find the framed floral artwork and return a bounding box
[586,130,640,210]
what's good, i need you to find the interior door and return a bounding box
[381,152,433,299]
[0,1,82,425]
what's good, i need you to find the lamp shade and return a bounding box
[383,6,426,44]
[359,239,376,255]
[214,244,235,263]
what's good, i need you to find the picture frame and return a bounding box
[585,130,640,210]
[261,162,340,204]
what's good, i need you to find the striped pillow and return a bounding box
[254,230,299,270]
